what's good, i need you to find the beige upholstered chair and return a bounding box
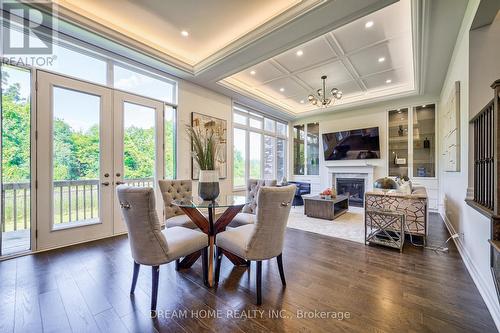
[158,179,198,229]
[215,185,295,304]
[116,185,208,315]
[229,179,277,227]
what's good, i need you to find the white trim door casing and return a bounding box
[36,70,114,250]
[113,91,164,233]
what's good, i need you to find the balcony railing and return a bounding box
[1,178,153,232]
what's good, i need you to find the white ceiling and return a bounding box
[45,0,468,120]
[53,0,302,65]
[220,0,414,115]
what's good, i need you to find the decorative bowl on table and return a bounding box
[320,188,335,200]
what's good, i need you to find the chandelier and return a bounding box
[308,75,342,107]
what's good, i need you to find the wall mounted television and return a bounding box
[322,127,380,160]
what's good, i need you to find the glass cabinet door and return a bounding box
[388,108,409,178]
[413,105,436,177]
[306,123,320,175]
[293,125,305,175]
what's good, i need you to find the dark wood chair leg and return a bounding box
[256,261,262,305]
[130,262,140,294]
[151,266,160,316]
[202,247,208,286]
[214,247,223,286]
[175,259,180,271]
[277,253,286,287]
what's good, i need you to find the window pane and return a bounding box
[165,106,176,179]
[264,118,275,132]
[277,122,287,137]
[114,65,176,103]
[249,132,262,178]
[413,104,435,177]
[1,65,31,254]
[234,113,247,125]
[48,45,107,85]
[264,135,275,179]
[249,118,262,129]
[123,102,156,186]
[388,108,409,177]
[53,87,100,226]
[6,23,107,85]
[293,125,305,175]
[233,128,246,187]
[307,122,320,175]
[277,138,286,181]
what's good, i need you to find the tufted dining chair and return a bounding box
[229,179,277,227]
[215,185,295,305]
[116,185,208,315]
[158,179,198,229]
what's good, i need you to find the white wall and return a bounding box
[292,95,438,190]
[438,0,500,328]
[176,79,233,194]
[470,10,500,113]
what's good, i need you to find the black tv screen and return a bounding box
[322,127,380,160]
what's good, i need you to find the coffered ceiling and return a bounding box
[219,0,414,115]
[36,0,468,120]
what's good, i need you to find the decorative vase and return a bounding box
[198,170,220,201]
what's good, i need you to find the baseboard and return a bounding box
[439,210,500,330]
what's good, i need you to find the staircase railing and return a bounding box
[468,79,500,304]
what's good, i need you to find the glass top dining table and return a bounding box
[171,194,249,287]
[172,195,249,209]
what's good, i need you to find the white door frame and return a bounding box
[36,70,114,250]
[112,91,164,234]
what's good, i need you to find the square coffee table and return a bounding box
[303,195,349,220]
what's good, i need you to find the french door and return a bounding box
[36,71,164,250]
[112,91,164,234]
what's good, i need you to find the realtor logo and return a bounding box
[1,1,53,55]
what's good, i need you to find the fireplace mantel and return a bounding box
[325,164,375,192]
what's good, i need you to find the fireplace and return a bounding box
[336,178,365,207]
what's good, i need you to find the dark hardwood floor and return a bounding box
[0,213,496,333]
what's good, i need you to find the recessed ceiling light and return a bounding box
[378,57,385,63]
[296,50,304,56]
[386,79,392,84]
[181,30,189,37]
[398,110,402,114]
[300,100,304,104]
[250,70,256,75]
[422,104,427,107]
[365,21,374,28]
[279,88,285,92]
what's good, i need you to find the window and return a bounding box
[233,128,246,187]
[264,136,275,179]
[233,105,288,188]
[164,106,176,179]
[249,132,262,178]
[113,65,176,104]
[3,18,179,180]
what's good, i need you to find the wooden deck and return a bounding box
[0,213,496,332]
[2,229,30,255]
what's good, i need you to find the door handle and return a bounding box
[116,181,126,185]
[101,182,110,186]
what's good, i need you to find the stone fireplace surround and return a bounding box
[325,165,375,198]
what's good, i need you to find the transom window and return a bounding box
[233,105,288,189]
[3,20,178,179]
